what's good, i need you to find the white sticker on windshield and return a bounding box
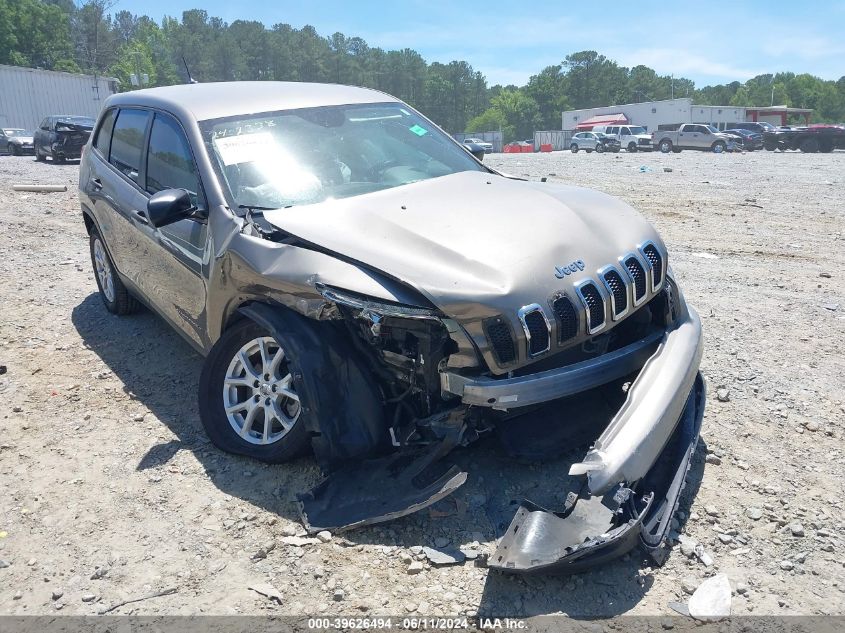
[213,132,276,166]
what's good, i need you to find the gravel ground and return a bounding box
[0,149,843,618]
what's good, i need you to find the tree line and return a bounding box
[1,0,843,140]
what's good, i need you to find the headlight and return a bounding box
[316,284,440,320]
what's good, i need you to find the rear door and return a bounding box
[88,107,152,288]
[679,125,700,148]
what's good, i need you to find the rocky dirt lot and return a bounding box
[0,149,843,618]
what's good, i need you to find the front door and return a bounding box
[132,111,209,348]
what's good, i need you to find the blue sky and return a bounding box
[122,0,845,87]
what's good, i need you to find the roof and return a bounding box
[104,81,398,122]
[746,105,813,114]
[575,113,628,129]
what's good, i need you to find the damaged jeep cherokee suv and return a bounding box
[79,82,704,574]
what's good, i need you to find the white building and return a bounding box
[0,64,119,130]
[562,98,747,132]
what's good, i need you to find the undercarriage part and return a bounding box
[298,410,467,532]
[489,373,705,574]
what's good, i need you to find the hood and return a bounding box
[11,136,33,144]
[263,171,663,322]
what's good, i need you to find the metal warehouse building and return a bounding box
[562,98,813,132]
[0,64,118,130]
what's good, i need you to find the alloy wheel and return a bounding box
[222,337,301,445]
[93,238,116,303]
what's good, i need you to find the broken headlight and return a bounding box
[316,284,441,321]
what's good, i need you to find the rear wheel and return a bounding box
[659,139,673,153]
[570,144,579,153]
[199,321,310,463]
[800,137,819,153]
[89,229,139,315]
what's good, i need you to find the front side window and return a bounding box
[628,126,647,135]
[203,102,485,211]
[146,113,202,206]
[109,109,150,184]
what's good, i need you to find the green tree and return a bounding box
[525,65,568,129]
[0,0,78,70]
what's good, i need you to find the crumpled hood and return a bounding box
[263,171,664,321]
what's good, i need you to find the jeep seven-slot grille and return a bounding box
[484,316,516,365]
[625,256,647,301]
[603,269,628,317]
[523,309,550,356]
[579,282,606,332]
[642,244,664,288]
[552,295,578,342]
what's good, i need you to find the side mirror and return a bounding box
[470,147,485,161]
[146,188,196,228]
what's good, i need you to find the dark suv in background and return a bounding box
[34,115,95,162]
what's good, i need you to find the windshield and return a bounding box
[3,128,28,136]
[56,116,95,127]
[628,126,647,135]
[706,125,719,133]
[203,102,484,210]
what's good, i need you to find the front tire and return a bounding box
[89,229,139,315]
[595,143,605,153]
[52,149,64,164]
[627,142,638,153]
[199,321,310,463]
[712,141,726,153]
[10,144,20,156]
[35,148,46,162]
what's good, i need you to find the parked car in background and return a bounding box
[569,131,620,153]
[763,125,845,152]
[592,124,652,152]
[653,124,737,153]
[721,128,763,151]
[462,137,493,153]
[462,140,486,161]
[1,128,34,155]
[725,121,776,135]
[78,81,704,573]
[34,115,95,162]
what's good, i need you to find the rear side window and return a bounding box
[146,113,202,206]
[93,109,117,157]
[109,109,149,185]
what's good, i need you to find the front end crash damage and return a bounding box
[236,239,705,572]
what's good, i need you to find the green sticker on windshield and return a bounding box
[409,124,428,136]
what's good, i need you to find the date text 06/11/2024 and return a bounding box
[306,618,527,630]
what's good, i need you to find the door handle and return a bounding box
[91,178,102,190]
[133,210,149,225]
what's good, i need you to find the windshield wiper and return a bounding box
[237,204,281,212]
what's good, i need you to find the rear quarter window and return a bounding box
[93,109,117,157]
[109,109,150,185]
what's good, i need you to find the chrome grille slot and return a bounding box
[601,267,628,320]
[623,255,647,304]
[576,281,606,334]
[551,294,578,343]
[484,316,516,365]
[641,242,664,291]
[518,304,551,357]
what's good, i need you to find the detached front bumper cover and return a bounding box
[489,308,705,573]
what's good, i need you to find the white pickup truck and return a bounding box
[652,124,737,153]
